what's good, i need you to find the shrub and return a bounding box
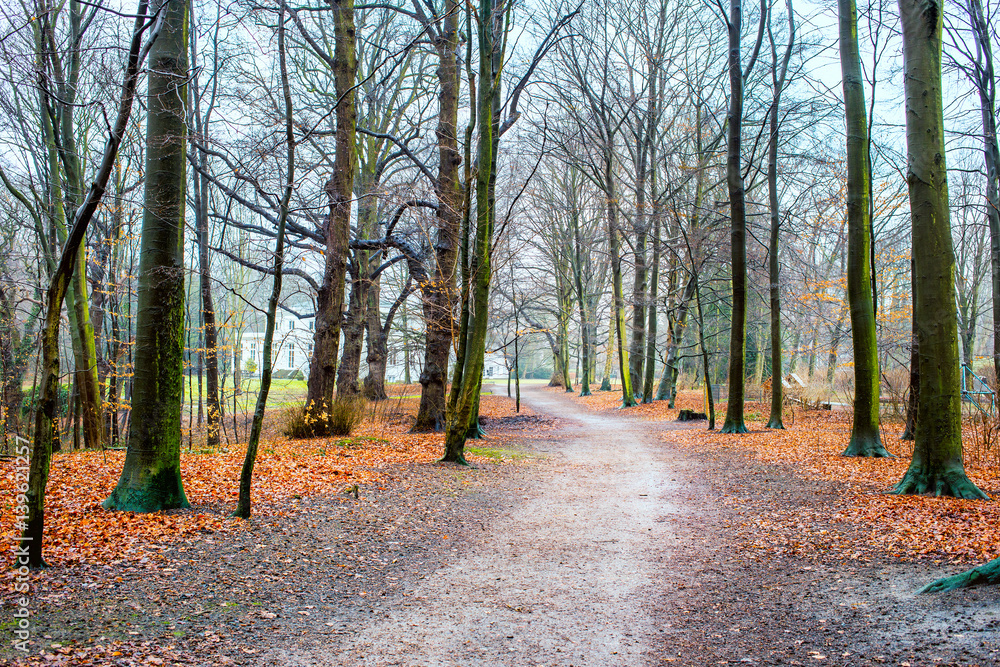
[283,403,314,439]
[283,397,367,438]
[328,396,366,436]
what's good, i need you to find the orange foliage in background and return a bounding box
[562,386,1000,565]
[0,390,532,569]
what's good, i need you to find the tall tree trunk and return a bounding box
[721,0,761,433]
[45,0,104,450]
[24,0,154,563]
[840,0,887,455]
[413,0,461,432]
[902,271,918,441]
[39,95,103,452]
[893,0,986,498]
[607,153,637,407]
[629,158,648,397]
[571,194,591,396]
[235,0,294,519]
[362,275,388,401]
[304,0,356,434]
[104,0,191,512]
[642,211,660,403]
[557,255,573,393]
[766,0,794,429]
[600,307,614,391]
[364,279,409,401]
[442,0,502,462]
[189,12,221,448]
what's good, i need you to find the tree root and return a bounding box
[842,436,892,458]
[920,557,1000,593]
[892,468,990,500]
[439,452,470,466]
[721,420,748,434]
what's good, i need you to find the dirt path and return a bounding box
[279,385,691,666]
[11,386,1000,666]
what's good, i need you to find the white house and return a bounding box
[241,314,314,377]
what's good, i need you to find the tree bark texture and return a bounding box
[305,0,356,434]
[337,260,367,398]
[722,0,749,433]
[414,0,461,431]
[893,0,986,498]
[104,0,191,512]
[443,0,501,462]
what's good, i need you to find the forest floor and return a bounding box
[2,385,1000,666]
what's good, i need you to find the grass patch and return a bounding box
[466,445,529,462]
[331,436,390,448]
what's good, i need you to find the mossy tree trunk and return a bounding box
[893,0,987,499]
[920,556,1000,593]
[442,0,503,463]
[40,0,104,451]
[104,0,191,512]
[840,0,888,455]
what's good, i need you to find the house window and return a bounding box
[486,366,494,377]
[288,344,295,367]
[289,320,295,331]
[308,320,314,331]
